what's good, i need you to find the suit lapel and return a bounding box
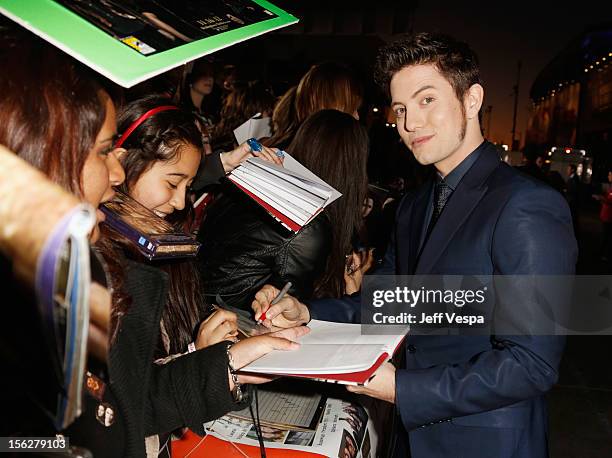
[415,143,502,274]
[415,186,487,273]
[402,182,431,274]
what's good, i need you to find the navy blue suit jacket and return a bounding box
[306,142,577,457]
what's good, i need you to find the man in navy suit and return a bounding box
[253,32,577,457]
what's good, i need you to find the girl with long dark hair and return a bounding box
[106,94,307,454]
[198,109,369,309]
[108,94,234,356]
[288,110,369,298]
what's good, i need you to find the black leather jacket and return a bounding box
[197,184,332,310]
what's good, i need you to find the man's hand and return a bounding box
[347,362,396,404]
[252,284,310,328]
[220,142,283,173]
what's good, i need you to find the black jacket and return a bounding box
[197,184,332,310]
[70,259,240,458]
[191,151,225,192]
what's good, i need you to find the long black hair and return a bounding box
[287,110,369,298]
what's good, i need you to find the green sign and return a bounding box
[0,0,298,87]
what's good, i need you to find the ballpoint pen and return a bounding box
[257,281,292,324]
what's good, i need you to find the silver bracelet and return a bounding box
[226,342,243,403]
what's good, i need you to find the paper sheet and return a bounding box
[234,113,272,144]
[242,319,408,375]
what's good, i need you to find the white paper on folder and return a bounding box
[242,320,408,375]
[233,113,272,144]
[247,155,342,207]
[234,163,327,209]
[280,155,343,207]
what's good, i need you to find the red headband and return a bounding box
[115,105,179,148]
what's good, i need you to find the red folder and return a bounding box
[230,179,302,232]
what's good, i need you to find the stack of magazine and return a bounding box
[228,154,341,232]
[100,190,201,260]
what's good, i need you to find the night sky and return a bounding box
[265,1,611,148]
[412,1,612,147]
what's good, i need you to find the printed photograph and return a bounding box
[340,403,368,445]
[337,429,358,458]
[285,430,316,446]
[245,424,288,443]
[361,430,371,458]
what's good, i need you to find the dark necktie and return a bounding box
[431,180,452,225]
[424,180,452,242]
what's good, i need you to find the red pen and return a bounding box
[257,281,292,324]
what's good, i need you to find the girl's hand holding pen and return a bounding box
[252,284,311,329]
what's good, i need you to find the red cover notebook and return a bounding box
[240,320,408,386]
[243,349,397,386]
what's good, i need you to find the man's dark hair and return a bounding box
[374,32,483,102]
